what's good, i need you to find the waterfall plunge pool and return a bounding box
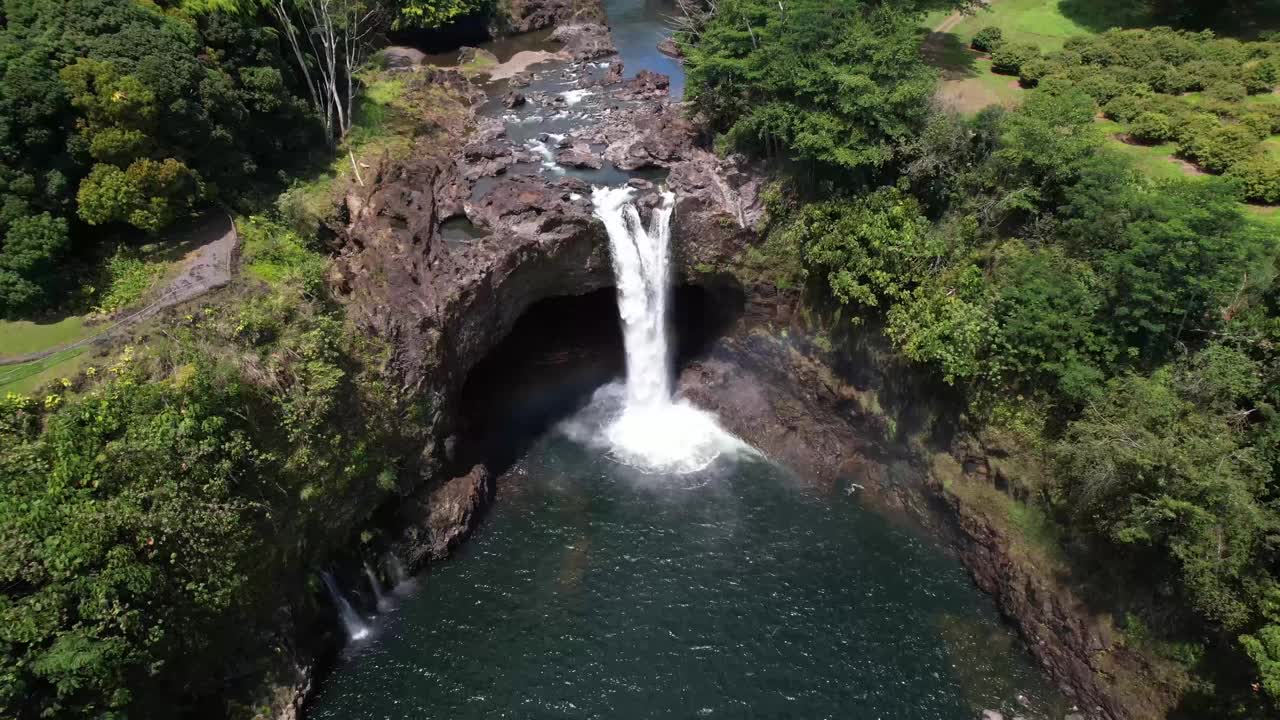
[307,439,1068,720]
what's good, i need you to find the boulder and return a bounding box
[551,22,616,61]
[657,36,683,59]
[603,60,624,84]
[503,91,527,109]
[424,465,492,560]
[457,46,499,66]
[382,46,425,69]
[616,70,671,101]
[504,0,600,32]
[556,144,603,169]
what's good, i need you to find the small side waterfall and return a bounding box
[386,553,408,587]
[588,187,739,474]
[363,561,392,612]
[321,572,370,641]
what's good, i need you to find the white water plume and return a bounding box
[584,186,742,474]
[385,553,407,586]
[560,89,593,105]
[363,561,392,612]
[321,572,370,641]
[525,138,564,174]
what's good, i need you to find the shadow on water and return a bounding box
[458,283,742,476]
[386,13,493,53]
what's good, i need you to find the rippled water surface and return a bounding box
[307,425,1065,719]
[603,0,685,97]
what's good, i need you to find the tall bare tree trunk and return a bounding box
[270,0,380,144]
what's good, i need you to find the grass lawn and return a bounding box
[1248,204,1280,233]
[930,0,1122,52]
[924,29,1027,113]
[0,347,93,396]
[1095,119,1201,180]
[0,316,95,359]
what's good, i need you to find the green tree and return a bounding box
[0,212,68,314]
[684,0,937,180]
[77,158,202,233]
[989,244,1108,402]
[987,83,1102,216]
[886,264,996,384]
[794,189,939,315]
[396,0,492,28]
[1101,180,1271,363]
[1055,346,1272,629]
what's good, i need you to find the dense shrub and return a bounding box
[1242,59,1278,94]
[1184,60,1235,91]
[971,26,1003,53]
[1174,112,1227,159]
[991,42,1040,76]
[1129,112,1176,144]
[1018,57,1052,87]
[1075,73,1131,104]
[1241,112,1274,139]
[1257,105,1280,134]
[1192,124,1262,173]
[1206,80,1248,102]
[1103,94,1149,123]
[1229,156,1280,204]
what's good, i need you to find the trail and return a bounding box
[932,0,996,34]
[0,214,238,367]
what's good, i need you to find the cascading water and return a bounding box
[385,553,407,587]
[321,572,370,641]
[585,186,741,474]
[363,562,392,612]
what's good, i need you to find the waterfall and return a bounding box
[593,186,676,408]
[386,553,407,587]
[321,572,370,641]
[589,186,739,474]
[363,561,392,612]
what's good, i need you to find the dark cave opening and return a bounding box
[458,281,744,475]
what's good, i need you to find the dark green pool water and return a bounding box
[307,422,1064,719]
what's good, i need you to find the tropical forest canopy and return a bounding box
[684,0,1280,715]
[0,0,494,319]
[4,0,1280,718]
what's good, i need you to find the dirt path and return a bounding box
[0,213,238,367]
[932,6,970,34]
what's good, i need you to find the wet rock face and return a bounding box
[398,465,493,567]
